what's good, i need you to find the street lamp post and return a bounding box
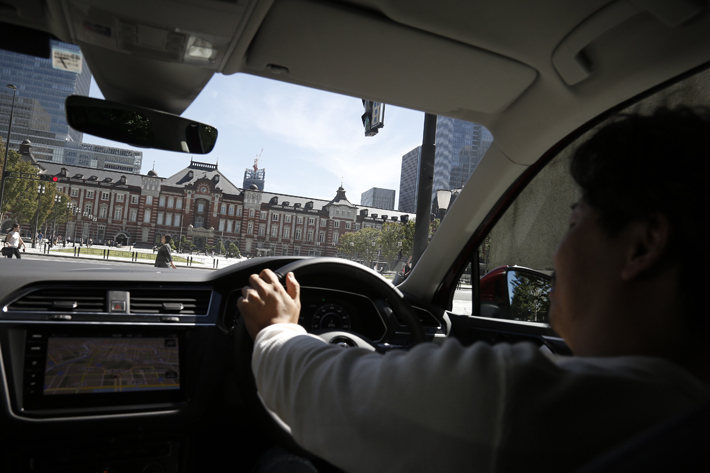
[71,205,80,247]
[0,84,18,218]
[32,184,45,248]
[51,195,61,245]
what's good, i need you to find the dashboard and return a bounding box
[0,257,444,472]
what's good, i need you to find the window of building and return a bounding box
[227,220,233,233]
[283,226,290,239]
[167,213,174,226]
[131,195,138,204]
[249,208,255,218]
[320,219,327,227]
[318,231,325,242]
[259,224,265,236]
[229,205,235,216]
[116,194,124,203]
[345,222,351,230]
[114,207,123,220]
[157,212,164,225]
[308,217,315,225]
[221,204,227,214]
[271,226,279,237]
[219,219,225,231]
[197,203,204,213]
[176,198,182,209]
[336,210,340,216]
[284,215,291,223]
[272,213,279,221]
[297,216,304,224]
[168,197,174,208]
[129,209,137,222]
[99,206,108,219]
[85,203,93,215]
[333,231,339,244]
[70,189,79,197]
[86,190,94,199]
[295,228,302,240]
[307,230,314,241]
[247,222,253,234]
[102,192,109,200]
[174,215,180,227]
[334,221,340,228]
[235,222,240,233]
[355,224,360,230]
[146,195,153,205]
[261,212,267,220]
[144,208,151,223]
[294,246,300,256]
[159,196,165,207]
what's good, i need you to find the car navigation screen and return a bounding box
[44,336,180,395]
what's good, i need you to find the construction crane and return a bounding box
[253,149,263,172]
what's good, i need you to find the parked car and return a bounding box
[1,0,709,471]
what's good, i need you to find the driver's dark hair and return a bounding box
[570,106,710,325]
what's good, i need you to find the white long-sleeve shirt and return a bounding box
[253,324,709,473]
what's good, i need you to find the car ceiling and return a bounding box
[4,0,710,301]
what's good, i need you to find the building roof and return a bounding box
[41,162,143,187]
[161,160,241,194]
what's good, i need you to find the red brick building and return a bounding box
[35,160,412,257]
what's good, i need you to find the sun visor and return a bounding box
[244,0,537,114]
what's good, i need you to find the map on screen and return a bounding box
[44,337,180,395]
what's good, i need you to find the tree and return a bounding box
[217,240,226,254]
[0,142,39,223]
[227,243,240,258]
[509,271,551,322]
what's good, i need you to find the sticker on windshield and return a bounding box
[52,47,83,74]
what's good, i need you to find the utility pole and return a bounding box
[411,113,436,265]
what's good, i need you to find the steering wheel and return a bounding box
[234,257,426,460]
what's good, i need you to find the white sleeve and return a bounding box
[251,324,540,473]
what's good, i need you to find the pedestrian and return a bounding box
[154,234,177,269]
[37,232,43,244]
[3,223,27,258]
[88,238,93,248]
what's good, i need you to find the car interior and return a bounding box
[2,0,710,471]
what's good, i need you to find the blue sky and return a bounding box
[87,73,425,203]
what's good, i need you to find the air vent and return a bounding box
[130,289,211,315]
[7,288,106,312]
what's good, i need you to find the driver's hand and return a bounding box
[238,269,301,339]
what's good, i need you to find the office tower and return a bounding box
[432,117,493,199]
[361,187,395,210]
[398,146,421,213]
[0,40,91,163]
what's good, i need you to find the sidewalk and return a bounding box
[19,243,248,270]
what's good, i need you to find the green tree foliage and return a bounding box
[227,243,240,257]
[217,240,226,254]
[509,271,551,322]
[338,219,422,267]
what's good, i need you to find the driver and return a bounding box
[238,107,710,473]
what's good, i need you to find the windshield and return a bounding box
[0,39,492,272]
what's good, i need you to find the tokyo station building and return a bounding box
[42,159,413,257]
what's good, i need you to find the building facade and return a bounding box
[0,40,144,174]
[39,159,413,257]
[360,187,395,210]
[432,117,493,199]
[0,41,91,163]
[398,146,421,213]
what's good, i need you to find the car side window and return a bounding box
[461,66,710,323]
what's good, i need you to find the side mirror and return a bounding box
[480,266,551,322]
[65,95,218,154]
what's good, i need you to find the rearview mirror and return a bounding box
[65,95,218,154]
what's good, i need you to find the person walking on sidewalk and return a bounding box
[155,234,177,269]
[4,223,27,258]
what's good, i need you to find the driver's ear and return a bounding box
[620,213,672,281]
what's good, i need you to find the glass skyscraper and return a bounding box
[0,41,91,164]
[432,117,493,199]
